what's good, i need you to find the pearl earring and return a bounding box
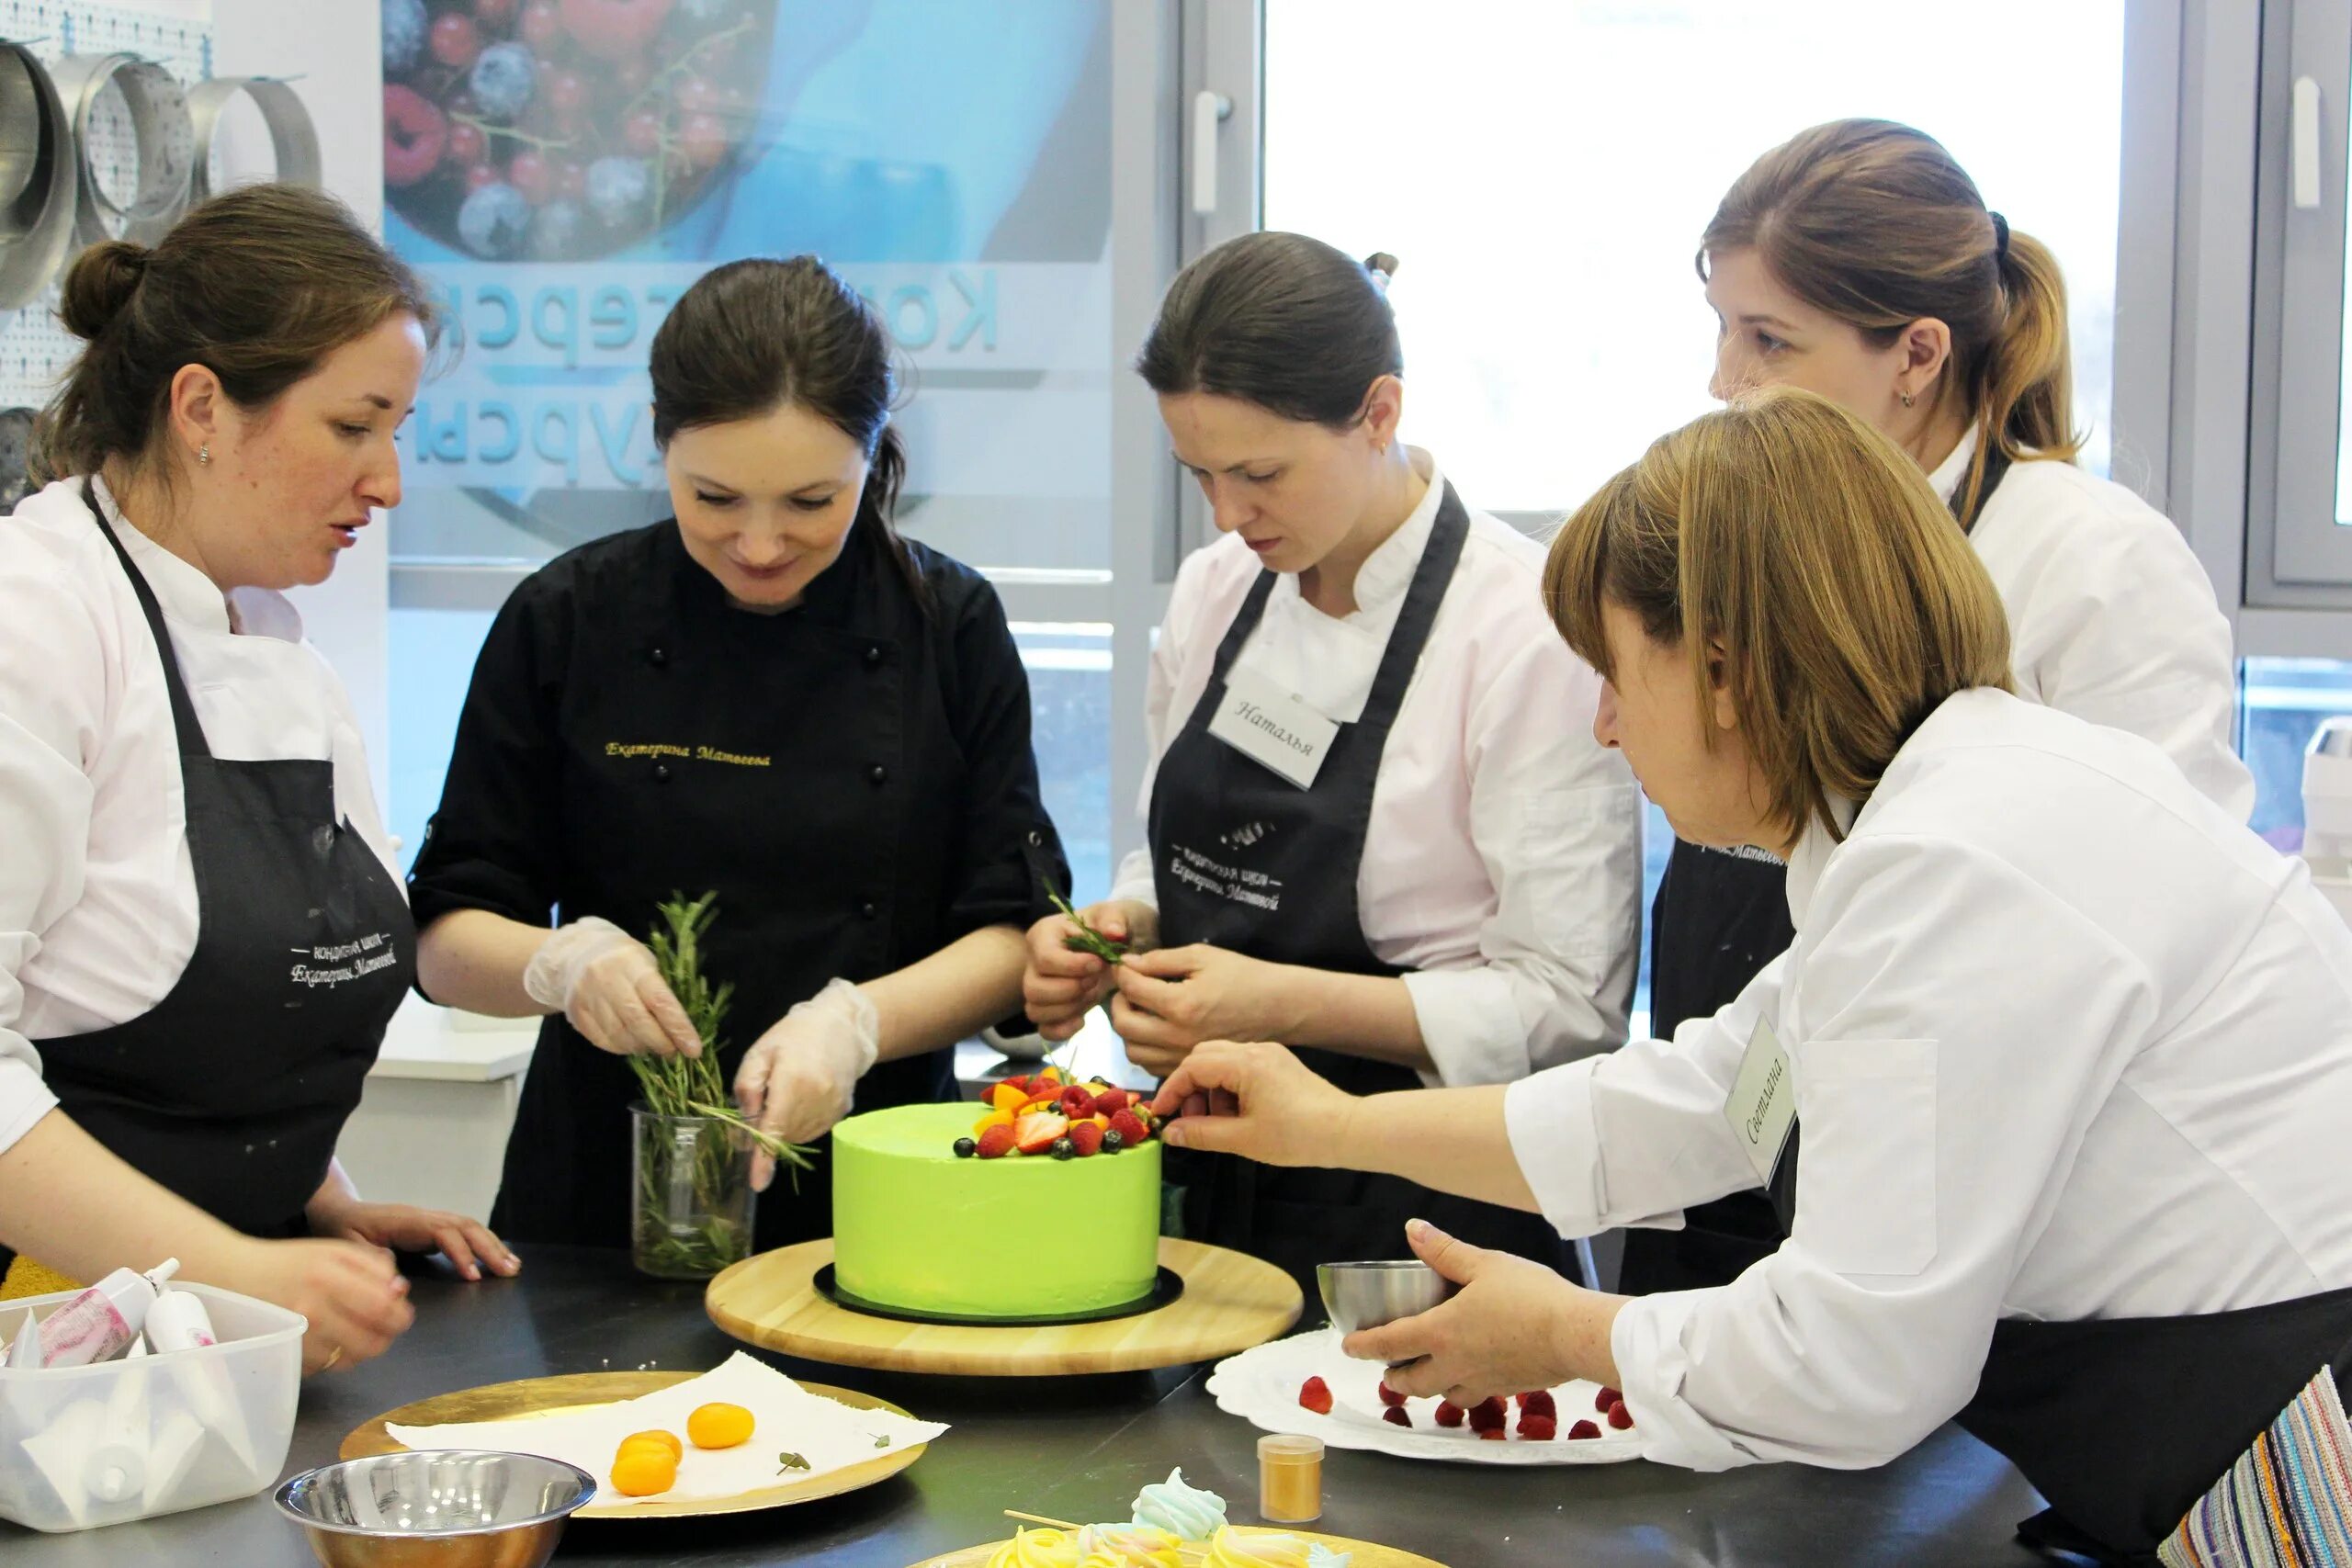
[197,443,210,466]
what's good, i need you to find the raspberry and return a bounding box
[1467,1397,1508,1432]
[1434,1401,1464,1428]
[1382,1406,1410,1427]
[1477,1427,1506,1440]
[1519,1414,1557,1441]
[1069,1122,1104,1156]
[1297,1377,1332,1415]
[1377,1382,1408,1408]
[976,1124,1015,1158]
[1109,1109,1150,1145]
[1596,1386,1623,1413]
[1607,1401,1634,1429]
[1518,1390,1556,1419]
[1059,1086,1097,1120]
[1567,1419,1601,1440]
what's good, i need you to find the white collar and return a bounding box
[1923,424,1978,507]
[1781,792,1860,931]
[89,474,302,642]
[1283,446,1445,626]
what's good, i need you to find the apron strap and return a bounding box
[82,478,212,761]
[1357,481,1471,734]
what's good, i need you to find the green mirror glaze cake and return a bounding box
[831,1082,1163,1320]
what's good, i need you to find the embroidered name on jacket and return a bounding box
[605,742,774,768]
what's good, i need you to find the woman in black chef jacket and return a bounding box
[411,256,1068,1250]
[1623,119,2251,1298]
[0,186,510,1371]
[1022,235,1642,1296]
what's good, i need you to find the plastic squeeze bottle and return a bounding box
[36,1259,180,1369]
[142,1289,217,1353]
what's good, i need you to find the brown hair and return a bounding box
[1546,387,2013,844]
[1700,118,2077,523]
[34,183,440,484]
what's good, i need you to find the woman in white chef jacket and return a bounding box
[1628,117,2255,1299]
[1022,233,1643,1293]
[0,186,509,1371]
[1148,389,2352,1564]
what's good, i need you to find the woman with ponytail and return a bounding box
[411,256,1069,1250]
[1623,118,2252,1300]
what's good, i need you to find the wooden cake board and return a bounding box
[706,1237,1303,1377]
[917,1530,1446,1567]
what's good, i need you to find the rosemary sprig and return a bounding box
[1049,889,1128,964]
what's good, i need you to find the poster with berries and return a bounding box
[1208,1329,1645,1467]
[382,0,1115,573]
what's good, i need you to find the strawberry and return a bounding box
[1518,1414,1557,1441]
[1467,1396,1508,1433]
[1382,1406,1411,1428]
[1059,1086,1097,1120]
[1068,1122,1104,1156]
[975,1124,1016,1159]
[1013,1112,1069,1156]
[1477,1427,1505,1441]
[1377,1382,1408,1408]
[1607,1401,1634,1430]
[1109,1109,1150,1145]
[1567,1419,1601,1440]
[1297,1377,1332,1415]
[1003,1075,1035,1097]
[1595,1386,1622,1413]
[1518,1390,1556,1419]
[1434,1400,1465,1428]
[1092,1088,1134,1115]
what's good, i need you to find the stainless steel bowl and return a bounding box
[274,1450,596,1568]
[1317,1259,1457,1334]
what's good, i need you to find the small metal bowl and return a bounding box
[1317,1259,1457,1335]
[275,1450,595,1568]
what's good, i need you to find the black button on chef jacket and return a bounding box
[407,521,1069,1251]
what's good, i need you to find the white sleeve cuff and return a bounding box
[0,1049,57,1157]
[1107,847,1159,911]
[1610,1292,1754,1472]
[1402,966,1529,1088]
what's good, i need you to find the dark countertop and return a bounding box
[2,1247,2062,1566]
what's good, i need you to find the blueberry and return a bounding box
[953,1137,977,1159]
[585,156,652,227]
[526,197,584,260]
[1102,1130,1125,1152]
[1050,1137,1075,1160]
[469,42,536,121]
[456,183,532,259]
[382,0,427,74]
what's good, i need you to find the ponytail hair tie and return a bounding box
[1990,211,2011,260]
[1363,252,1398,295]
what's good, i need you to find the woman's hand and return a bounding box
[1022,899,1153,1043]
[522,917,703,1058]
[1341,1219,1625,1407]
[736,979,879,1187]
[227,1235,416,1376]
[1110,945,1302,1077]
[1147,1040,1358,1168]
[309,1196,518,1283]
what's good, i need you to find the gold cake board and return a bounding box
[915,1531,1447,1567]
[706,1237,1303,1377]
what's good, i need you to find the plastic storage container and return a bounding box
[0,1280,303,1532]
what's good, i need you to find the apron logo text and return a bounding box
[288,931,399,987]
[1168,844,1285,914]
[605,741,774,768]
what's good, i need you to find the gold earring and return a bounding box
[197,443,210,466]
[1899,392,1916,409]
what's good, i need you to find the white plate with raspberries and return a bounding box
[1205,1329,1644,1465]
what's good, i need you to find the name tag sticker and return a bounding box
[1724,1014,1797,1188]
[1206,668,1340,789]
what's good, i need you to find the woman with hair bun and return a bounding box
[1626,118,2254,1299]
[0,185,511,1372]
[1021,233,1642,1294]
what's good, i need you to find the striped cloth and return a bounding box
[2161,1369,2352,1567]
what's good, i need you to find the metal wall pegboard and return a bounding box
[0,0,212,411]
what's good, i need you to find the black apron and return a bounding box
[1755,1108,2352,1562]
[9,482,410,1262]
[1146,483,1566,1303]
[485,531,958,1253]
[1619,446,2018,1298]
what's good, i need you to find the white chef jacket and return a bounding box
[1506,687,2352,1472]
[1111,450,1643,1085]
[1934,431,2253,818]
[0,477,397,1158]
